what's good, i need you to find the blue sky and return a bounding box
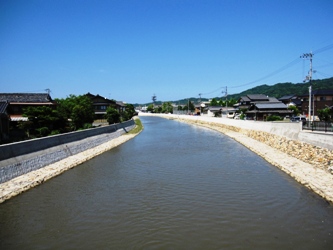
[1,0,333,104]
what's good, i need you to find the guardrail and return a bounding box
[303,121,333,132]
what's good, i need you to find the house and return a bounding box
[233,94,291,120]
[0,93,56,122]
[0,93,56,142]
[204,106,222,117]
[298,89,333,118]
[246,102,292,120]
[85,93,117,119]
[235,94,271,110]
[279,94,302,111]
[116,101,127,113]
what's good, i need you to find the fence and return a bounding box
[303,121,333,132]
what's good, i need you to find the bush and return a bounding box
[266,115,283,121]
[37,127,50,137]
[50,130,60,135]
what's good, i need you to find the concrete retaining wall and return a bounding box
[0,120,135,183]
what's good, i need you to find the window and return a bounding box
[320,96,326,101]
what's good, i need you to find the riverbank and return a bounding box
[140,113,333,204]
[0,118,143,203]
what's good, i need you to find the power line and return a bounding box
[313,43,333,54]
[198,43,333,97]
[200,86,225,96]
[229,57,301,89]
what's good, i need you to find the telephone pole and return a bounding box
[221,86,228,118]
[300,52,313,121]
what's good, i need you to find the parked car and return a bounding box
[290,116,306,125]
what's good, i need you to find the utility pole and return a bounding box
[300,52,313,121]
[221,86,228,118]
[198,93,202,115]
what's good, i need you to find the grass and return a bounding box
[127,117,143,135]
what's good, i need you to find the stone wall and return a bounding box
[0,120,135,183]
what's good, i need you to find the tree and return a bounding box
[56,95,94,130]
[210,98,219,106]
[105,107,120,124]
[318,107,332,122]
[147,104,154,113]
[19,106,66,137]
[183,101,195,113]
[121,104,137,121]
[161,102,173,113]
[288,105,299,116]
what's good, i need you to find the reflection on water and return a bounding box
[1,116,333,249]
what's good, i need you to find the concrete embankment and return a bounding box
[140,113,333,203]
[0,119,140,203]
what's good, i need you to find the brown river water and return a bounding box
[1,116,333,249]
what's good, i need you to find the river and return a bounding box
[1,116,332,249]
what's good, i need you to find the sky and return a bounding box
[1,0,333,104]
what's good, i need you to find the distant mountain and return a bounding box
[133,77,333,106]
[226,77,333,101]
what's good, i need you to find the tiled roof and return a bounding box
[0,101,8,114]
[298,89,333,97]
[255,103,288,109]
[247,94,269,101]
[208,106,222,111]
[247,109,292,114]
[116,101,126,107]
[0,93,53,103]
[240,96,251,102]
[267,97,279,102]
[312,89,333,95]
[279,94,296,100]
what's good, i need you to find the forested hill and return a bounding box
[135,77,333,106]
[226,77,333,101]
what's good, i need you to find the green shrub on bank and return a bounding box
[266,115,283,121]
[127,118,143,135]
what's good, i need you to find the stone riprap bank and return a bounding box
[139,113,333,203]
[0,120,135,184]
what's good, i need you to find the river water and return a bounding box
[1,116,333,249]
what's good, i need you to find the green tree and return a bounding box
[105,107,120,124]
[161,102,173,113]
[318,107,332,122]
[210,98,219,106]
[19,106,66,137]
[155,106,162,113]
[288,105,299,116]
[147,104,154,113]
[183,101,195,113]
[56,95,94,130]
[121,104,137,121]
